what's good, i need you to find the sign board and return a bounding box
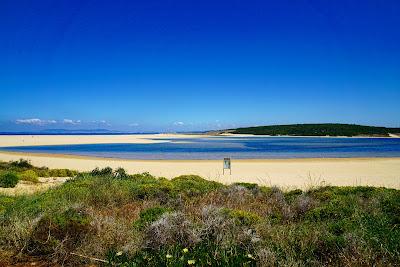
[223,158,231,174]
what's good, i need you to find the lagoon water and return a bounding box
[2,136,400,160]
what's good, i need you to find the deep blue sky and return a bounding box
[1,0,399,132]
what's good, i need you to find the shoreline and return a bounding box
[1,151,399,190]
[0,133,398,148]
[1,134,399,190]
[3,150,400,162]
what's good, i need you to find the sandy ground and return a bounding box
[0,177,70,196]
[0,152,399,190]
[0,134,399,190]
[0,133,205,147]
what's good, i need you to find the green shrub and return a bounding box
[0,195,15,212]
[259,186,273,195]
[222,208,261,226]
[47,168,77,177]
[35,168,50,177]
[114,167,129,179]
[132,180,175,200]
[306,197,356,221]
[133,206,172,229]
[20,170,39,183]
[29,208,92,254]
[91,167,113,176]
[131,172,158,183]
[0,172,19,188]
[86,176,131,206]
[10,159,33,169]
[285,189,303,202]
[50,169,67,177]
[171,175,223,196]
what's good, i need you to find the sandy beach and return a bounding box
[0,133,205,147]
[0,134,399,190]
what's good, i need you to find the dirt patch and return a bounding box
[0,177,70,196]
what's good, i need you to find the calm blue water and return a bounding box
[2,137,400,160]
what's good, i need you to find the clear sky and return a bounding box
[1,0,399,132]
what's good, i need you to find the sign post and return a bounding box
[223,157,231,175]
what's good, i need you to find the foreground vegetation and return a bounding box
[0,162,399,266]
[223,123,400,137]
[0,159,77,187]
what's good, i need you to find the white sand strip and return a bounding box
[0,152,399,190]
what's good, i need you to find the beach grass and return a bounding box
[0,161,399,266]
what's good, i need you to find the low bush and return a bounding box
[35,168,50,177]
[28,208,92,255]
[91,167,113,176]
[49,168,77,177]
[20,170,39,183]
[10,159,33,169]
[114,167,129,179]
[0,195,15,212]
[222,208,261,226]
[132,180,175,200]
[305,197,356,221]
[143,212,200,250]
[0,172,19,188]
[133,206,172,229]
[171,175,223,196]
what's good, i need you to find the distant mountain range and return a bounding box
[2,124,400,137]
[212,124,400,137]
[0,129,153,135]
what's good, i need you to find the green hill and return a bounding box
[221,123,400,137]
